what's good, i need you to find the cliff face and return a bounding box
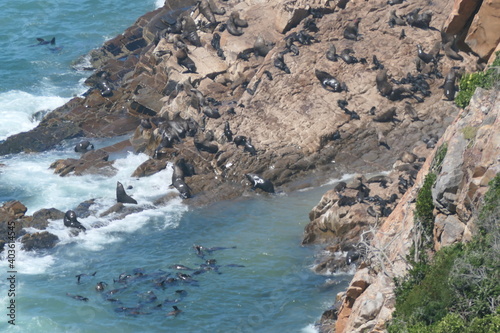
[322,85,499,332]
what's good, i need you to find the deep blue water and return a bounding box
[0,1,352,332]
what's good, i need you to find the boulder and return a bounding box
[464,0,500,60]
[20,232,59,251]
[434,214,466,250]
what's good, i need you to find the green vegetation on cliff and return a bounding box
[389,174,500,333]
[455,51,500,108]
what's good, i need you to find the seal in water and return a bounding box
[74,140,94,153]
[245,173,275,193]
[167,305,182,317]
[64,210,86,231]
[116,181,138,204]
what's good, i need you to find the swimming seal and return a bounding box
[64,210,86,231]
[74,140,94,153]
[167,305,182,317]
[245,173,275,193]
[116,181,137,204]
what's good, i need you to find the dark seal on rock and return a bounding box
[315,69,345,92]
[245,173,275,193]
[63,210,86,231]
[442,68,457,101]
[116,181,138,204]
[74,140,94,153]
[343,18,361,41]
[172,163,192,199]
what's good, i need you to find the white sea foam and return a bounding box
[0,90,69,140]
[0,150,187,273]
[155,0,165,8]
[301,324,320,333]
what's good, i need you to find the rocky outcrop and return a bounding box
[444,0,500,63]
[323,86,500,332]
[0,0,480,206]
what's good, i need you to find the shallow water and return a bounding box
[0,1,353,332]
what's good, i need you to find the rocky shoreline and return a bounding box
[1,0,499,331]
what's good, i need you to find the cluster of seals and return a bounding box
[64,245,242,317]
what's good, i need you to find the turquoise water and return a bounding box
[0,1,352,332]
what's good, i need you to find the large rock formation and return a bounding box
[0,0,480,207]
[320,86,500,332]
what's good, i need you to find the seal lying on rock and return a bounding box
[64,210,86,231]
[245,173,275,193]
[315,69,346,92]
[442,68,457,101]
[74,140,94,153]
[343,18,361,40]
[116,181,137,204]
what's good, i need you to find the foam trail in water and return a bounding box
[301,324,320,333]
[0,90,69,140]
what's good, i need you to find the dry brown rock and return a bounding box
[464,0,500,60]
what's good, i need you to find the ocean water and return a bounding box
[0,1,353,332]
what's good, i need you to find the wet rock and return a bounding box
[24,208,65,230]
[21,232,59,251]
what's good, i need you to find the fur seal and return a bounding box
[233,135,247,147]
[404,102,420,121]
[199,0,217,24]
[315,69,345,92]
[417,44,436,64]
[223,121,233,142]
[405,8,432,29]
[442,68,457,101]
[388,10,406,28]
[285,38,299,56]
[33,37,55,46]
[116,181,137,204]
[343,18,361,41]
[254,36,274,57]
[346,250,360,265]
[326,44,338,62]
[74,140,94,153]
[95,282,107,291]
[372,55,384,70]
[274,52,290,74]
[175,47,197,73]
[443,42,463,61]
[339,48,359,64]
[373,107,397,122]
[245,173,275,193]
[172,163,192,199]
[243,139,257,156]
[64,210,86,231]
[167,305,182,316]
[226,12,247,36]
[194,137,218,154]
[180,15,201,47]
[202,106,221,119]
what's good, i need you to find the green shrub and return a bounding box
[414,172,437,244]
[431,143,447,173]
[455,51,500,108]
[433,313,466,333]
[467,313,500,333]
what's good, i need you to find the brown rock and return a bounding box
[21,232,59,251]
[464,0,500,60]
